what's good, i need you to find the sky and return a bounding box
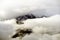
[0,0,60,20]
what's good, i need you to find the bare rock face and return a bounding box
[11,29,32,39]
[16,14,48,24]
[16,14,36,24]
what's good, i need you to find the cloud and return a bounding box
[0,0,59,20]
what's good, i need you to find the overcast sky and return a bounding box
[0,0,59,20]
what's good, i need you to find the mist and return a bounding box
[0,0,59,20]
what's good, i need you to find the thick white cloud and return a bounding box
[0,22,13,40]
[0,19,19,40]
[22,33,60,40]
[22,34,52,40]
[14,15,60,40]
[0,15,60,40]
